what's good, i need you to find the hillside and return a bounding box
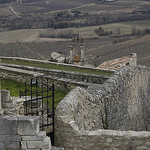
[0,0,150,67]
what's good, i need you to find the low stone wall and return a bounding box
[0,65,43,83]
[0,56,114,73]
[55,65,150,149]
[1,63,109,84]
[0,65,91,92]
[56,116,150,150]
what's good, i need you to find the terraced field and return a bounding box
[122,20,150,29]
[73,0,150,14]
[0,0,93,15]
[87,35,150,67]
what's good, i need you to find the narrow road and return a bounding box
[9,6,22,18]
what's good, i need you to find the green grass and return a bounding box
[1,78,67,108]
[2,58,112,76]
[1,78,24,97]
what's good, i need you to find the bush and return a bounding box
[95,26,112,36]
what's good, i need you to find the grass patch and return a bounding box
[2,58,112,76]
[1,78,67,108]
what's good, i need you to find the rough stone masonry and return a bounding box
[0,90,51,150]
[55,65,150,150]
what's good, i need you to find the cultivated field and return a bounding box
[0,0,150,67]
[1,18,149,44]
[86,35,150,67]
[0,0,93,15]
[73,0,150,14]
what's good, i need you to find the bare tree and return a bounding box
[131,26,136,35]
[116,26,121,34]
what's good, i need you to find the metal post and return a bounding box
[42,77,44,130]
[31,79,33,116]
[25,81,27,115]
[52,83,55,145]
[47,78,49,126]
[36,77,38,116]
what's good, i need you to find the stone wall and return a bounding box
[0,90,51,150]
[0,65,43,83]
[90,65,150,131]
[0,56,114,73]
[0,65,91,92]
[55,65,150,149]
[1,63,109,84]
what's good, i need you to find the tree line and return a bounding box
[1,9,150,30]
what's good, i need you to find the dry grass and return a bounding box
[0,29,70,44]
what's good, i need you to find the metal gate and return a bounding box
[19,77,55,145]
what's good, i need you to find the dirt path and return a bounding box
[9,6,22,18]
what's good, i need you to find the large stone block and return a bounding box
[0,135,21,142]
[22,131,46,141]
[21,141,27,149]
[0,116,18,135]
[0,142,4,149]
[27,136,51,149]
[18,116,39,135]
[1,90,11,102]
[2,101,14,109]
[4,142,21,149]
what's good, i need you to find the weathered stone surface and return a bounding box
[1,90,10,102]
[0,142,4,149]
[0,116,18,135]
[27,149,40,150]
[27,136,51,149]
[2,101,14,109]
[18,116,39,136]
[136,146,148,150]
[0,135,21,142]
[55,65,150,149]
[22,131,46,141]
[21,141,27,149]
[4,142,21,149]
[51,147,64,150]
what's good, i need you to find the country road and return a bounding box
[9,6,22,18]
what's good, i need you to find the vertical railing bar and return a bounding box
[31,79,33,116]
[42,77,44,130]
[25,81,27,115]
[52,83,55,145]
[47,78,49,127]
[36,77,38,116]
